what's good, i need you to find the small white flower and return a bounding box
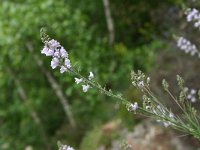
[157,120,171,128]
[51,57,59,69]
[88,72,94,80]
[163,122,170,128]
[82,84,90,92]
[187,94,192,99]
[145,106,151,110]
[156,119,161,123]
[169,112,174,119]
[67,147,75,150]
[147,77,150,84]
[191,97,196,103]
[157,105,166,114]
[137,81,144,87]
[191,89,196,94]
[60,145,75,150]
[60,66,68,73]
[128,102,138,112]
[74,78,83,84]
[194,20,200,27]
[185,87,199,103]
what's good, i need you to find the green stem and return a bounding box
[69,67,131,105]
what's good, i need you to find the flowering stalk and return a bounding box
[40,28,132,106]
[40,29,200,141]
[176,36,200,57]
[176,8,200,58]
[131,70,200,138]
[185,8,200,28]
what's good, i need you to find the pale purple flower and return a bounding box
[186,8,199,22]
[82,84,90,92]
[177,37,199,56]
[60,47,68,58]
[54,49,60,57]
[60,66,68,73]
[88,72,94,80]
[41,38,72,73]
[186,8,200,28]
[42,46,54,56]
[74,78,83,84]
[51,57,59,69]
[41,46,49,54]
[48,39,60,50]
[65,58,71,68]
[186,88,198,103]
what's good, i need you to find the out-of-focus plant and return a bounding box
[0,0,109,149]
[176,8,200,58]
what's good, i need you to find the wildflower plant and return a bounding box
[40,28,131,106]
[39,7,200,149]
[177,8,200,58]
[40,27,200,142]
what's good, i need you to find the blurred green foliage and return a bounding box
[80,127,103,150]
[0,0,185,149]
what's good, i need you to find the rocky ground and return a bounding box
[97,119,200,150]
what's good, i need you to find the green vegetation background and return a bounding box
[0,0,188,149]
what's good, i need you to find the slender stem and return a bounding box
[69,67,131,105]
[138,107,191,133]
[166,89,185,112]
[166,89,200,131]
